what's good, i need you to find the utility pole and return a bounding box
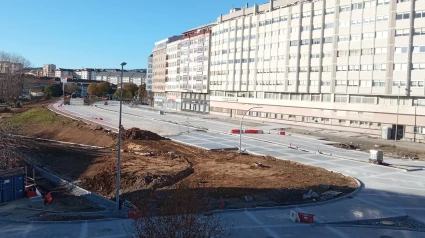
[116,62,127,210]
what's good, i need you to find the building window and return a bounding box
[413,46,425,53]
[340,5,350,13]
[338,50,349,57]
[372,81,385,87]
[339,21,350,27]
[374,64,387,71]
[364,17,375,24]
[396,12,410,20]
[336,80,347,86]
[396,29,410,36]
[360,80,372,87]
[337,66,348,71]
[335,95,348,103]
[377,0,390,5]
[376,31,388,38]
[325,8,334,15]
[314,9,323,16]
[363,33,375,39]
[292,13,300,19]
[351,34,361,41]
[412,63,425,70]
[290,40,299,46]
[394,63,408,71]
[395,47,408,54]
[323,37,333,43]
[375,47,387,54]
[416,10,425,19]
[352,3,363,10]
[361,64,373,71]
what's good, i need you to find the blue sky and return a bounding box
[0,0,255,69]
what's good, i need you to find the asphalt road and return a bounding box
[2,99,424,238]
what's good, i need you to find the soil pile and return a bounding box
[121,127,164,140]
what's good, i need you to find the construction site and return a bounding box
[0,101,359,220]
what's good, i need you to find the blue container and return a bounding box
[1,177,14,203]
[14,175,25,199]
[0,168,25,203]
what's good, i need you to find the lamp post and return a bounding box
[395,86,401,141]
[239,107,262,153]
[116,62,126,210]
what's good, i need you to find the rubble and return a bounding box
[121,128,165,140]
[321,191,342,200]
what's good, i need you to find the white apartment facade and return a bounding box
[43,64,56,77]
[179,24,215,113]
[55,68,73,78]
[207,0,425,142]
[165,40,182,110]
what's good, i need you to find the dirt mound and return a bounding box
[122,127,164,140]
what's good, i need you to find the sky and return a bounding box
[0,0,256,69]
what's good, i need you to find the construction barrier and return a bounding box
[44,192,53,205]
[298,213,314,223]
[289,210,300,223]
[26,190,38,198]
[278,131,286,135]
[230,129,243,134]
[244,130,264,134]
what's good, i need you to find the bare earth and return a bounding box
[3,102,358,211]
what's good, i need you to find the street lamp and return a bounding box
[239,106,262,153]
[395,86,411,141]
[116,62,126,210]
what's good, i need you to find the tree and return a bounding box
[129,181,232,238]
[97,82,112,95]
[64,83,81,94]
[0,51,32,103]
[0,128,28,169]
[137,83,147,100]
[114,89,133,100]
[123,83,139,97]
[43,84,63,98]
[87,83,100,96]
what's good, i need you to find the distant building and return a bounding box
[147,54,153,91]
[95,71,146,86]
[0,61,24,74]
[43,64,56,77]
[55,68,74,78]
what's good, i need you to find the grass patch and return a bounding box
[1,107,70,129]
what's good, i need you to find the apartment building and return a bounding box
[179,24,215,113]
[0,61,23,74]
[55,68,74,78]
[152,36,181,107]
[95,71,146,86]
[205,0,425,142]
[43,64,56,77]
[165,40,182,110]
[146,54,153,91]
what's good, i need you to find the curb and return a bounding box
[213,175,362,215]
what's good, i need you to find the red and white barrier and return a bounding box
[244,129,264,134]
[229,129,243,134]
[230,129,264,134]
